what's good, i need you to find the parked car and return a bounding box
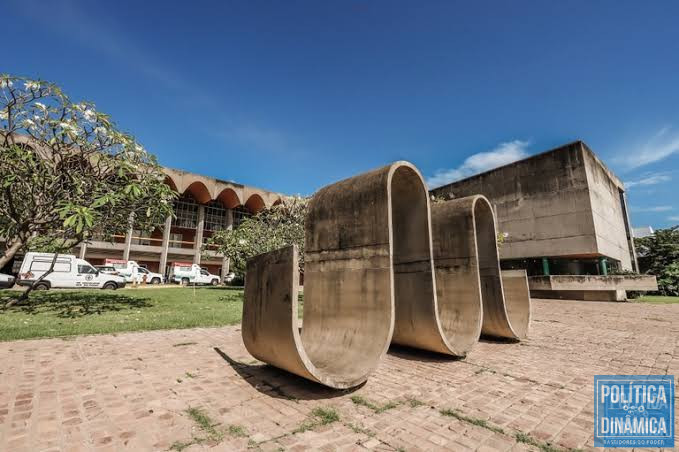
[224,272,236,283]
[17,253,126,290]
[105,259,164,284]
[0,273,15,289]
[170,263,220,286]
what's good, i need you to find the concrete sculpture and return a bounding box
[500,269,532,340]
[413,195,531,357]
[427,196,485,356]
[242,161,531,389]
[431,195,530,342]
[244,162,432,388]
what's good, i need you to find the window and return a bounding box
[131,229,153,246]
[78,265,97,274]
[233,205,251,229]
[200,269,209,276]
[137,267,149,274]
[205,200,230,232]
[173,194,198,229]
[30,258,71,273]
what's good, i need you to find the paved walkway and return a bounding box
[0,299,677,451]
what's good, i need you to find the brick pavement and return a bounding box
[0,299,677,451]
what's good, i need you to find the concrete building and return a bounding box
[430,141,656,300]
[74,167,282,279]
[0,133,283,280]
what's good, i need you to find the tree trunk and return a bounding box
[5,253,58,308]
[0,239,23,270]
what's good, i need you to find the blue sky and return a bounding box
[6,0,679,228]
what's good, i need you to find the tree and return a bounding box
[206,196,307,275]
[1,74,175,302]
[634,226,679,296]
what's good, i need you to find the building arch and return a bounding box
[217,187,242,209]
[245,193,266,214]
[164,175,178,192]
[184,181,212,204]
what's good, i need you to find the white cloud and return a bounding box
[668,216,679,222]
[427,140,530,188]
[630,205,673,212]
[624,172,672,188]
[619,126,679,169]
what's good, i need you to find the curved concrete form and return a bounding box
[245,162,434,388]
[386,165,453,355]
[469,196,520,340]
[242,245,323,384]
[242,162,531,389]
[432,195,527,340]
[500,270,531,340]
[429,198,484,356]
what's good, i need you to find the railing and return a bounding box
[111,234,164,246]
[169,239,196,248]
[91,235,208,250]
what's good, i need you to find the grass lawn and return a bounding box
[635,295,679,304]
[0,287,244,341]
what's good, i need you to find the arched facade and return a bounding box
[77,167,284,281]
[183,181,211,204]
[217,188,241,209]
[245,194,266,214]
[163,168,280,209]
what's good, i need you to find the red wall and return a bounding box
[203,264,222,276]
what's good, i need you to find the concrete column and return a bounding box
[221,256,230,279]
[159,215,172,277]
[78,242,87,259]
[123,225,133,261]
[542,257,550,276]
[221,208,234,281]
[193,205,205,265]
[599,257,608,276]
[225,208,234,230]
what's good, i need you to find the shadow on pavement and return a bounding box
[214,347,363,401]
[387,343,465,363]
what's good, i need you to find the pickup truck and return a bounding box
[170,263,220,286]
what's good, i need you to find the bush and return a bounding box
[634,226,679,296]
[228,275,245,286]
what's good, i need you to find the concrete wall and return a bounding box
[430,141,636,269]
[528,275,658,291]
[430,142,599,260]
[581,147,635,270]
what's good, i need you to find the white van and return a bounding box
[18,253,127,290]
[170,263,221,286]
[106,259,164,284]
